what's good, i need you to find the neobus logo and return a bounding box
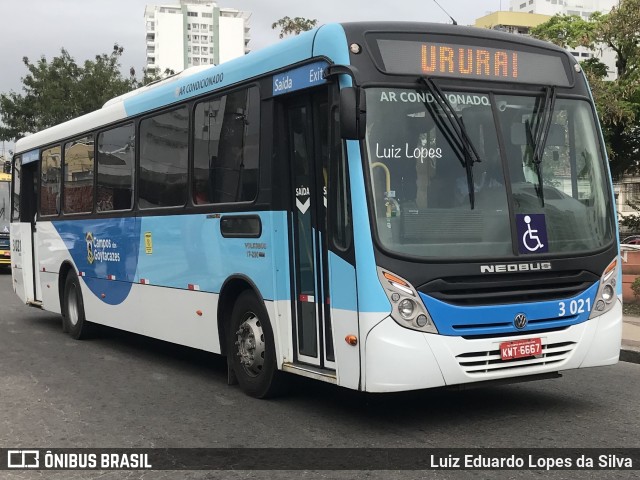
[480,262,552,274]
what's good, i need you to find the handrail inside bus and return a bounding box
[371,162,393,220]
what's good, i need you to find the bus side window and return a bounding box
[96,124,135,212]
[40,146,62,216]
[63,135,94,214]
[193,86,260,205]
[139,106,189,209]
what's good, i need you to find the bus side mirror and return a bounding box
[340,87,366,140]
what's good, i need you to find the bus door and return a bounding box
[11,154,41,304]
[285,91,337,369]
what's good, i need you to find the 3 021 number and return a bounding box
[558,298,591,316]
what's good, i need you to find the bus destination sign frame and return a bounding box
[368,34,574,87]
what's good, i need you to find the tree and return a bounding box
[530,1,640,177]
[0,45,143,142]
[271,16,318,38]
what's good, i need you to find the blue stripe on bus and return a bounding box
[328,252,358,311]
[123,29,319,117]
[53,211,292,305]
[419,281,599,336]
[54,217,141,305]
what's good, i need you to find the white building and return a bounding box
[509,0,619,78]
[145,0,250,74]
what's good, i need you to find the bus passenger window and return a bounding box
[40,146,62,216]
[63,135,94,214]
[193,86,259,205]
[96,124,134,212]
[139,106,189,208]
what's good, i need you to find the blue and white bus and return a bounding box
[10,22,621,397]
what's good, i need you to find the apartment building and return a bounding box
[145,0,250,73]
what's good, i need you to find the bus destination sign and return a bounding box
[375,38,572,87]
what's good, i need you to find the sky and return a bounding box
[0,0,505,96]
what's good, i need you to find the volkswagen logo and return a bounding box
[514,313,528,329]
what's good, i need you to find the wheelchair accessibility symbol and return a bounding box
[516,214,548,254]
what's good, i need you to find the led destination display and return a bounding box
[375,37,572,86]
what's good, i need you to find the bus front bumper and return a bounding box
[363,301,622,393]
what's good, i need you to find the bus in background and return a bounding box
[0,170,10,269]
[10,22,620,397]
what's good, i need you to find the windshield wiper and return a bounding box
[525,86,556,207]
[419,77,482,209]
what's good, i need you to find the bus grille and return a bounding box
[419,271,598,306]
[456,341,576,375]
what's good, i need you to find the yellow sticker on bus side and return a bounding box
[144,232,153,255]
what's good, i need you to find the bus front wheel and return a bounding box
[62,272,92,340]
[227,290,284,398]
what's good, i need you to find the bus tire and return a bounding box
[227,290,285,398]
[62,272,92,340]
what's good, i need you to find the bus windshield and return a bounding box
[365,87,614,259]
[0,179,9,234]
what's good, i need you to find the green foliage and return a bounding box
[530,0,640,177]
[631,276,640,299]
[581,57,609,79]
[271,16,318,39]
[530,14,599,49]
[0,45,147,142]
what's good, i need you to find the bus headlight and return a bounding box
[589,258,618,319]
[398,299,415,319]
[377,267,438,334]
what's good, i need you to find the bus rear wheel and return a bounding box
[227,290,285,398]
[62,272,92,340]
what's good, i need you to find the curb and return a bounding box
[620,347,640,364]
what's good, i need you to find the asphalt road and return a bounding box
[0,271,639,480]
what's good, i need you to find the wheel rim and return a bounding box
[234,312,266,377]
[67,284,79,326]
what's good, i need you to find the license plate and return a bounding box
[500,338,542,360]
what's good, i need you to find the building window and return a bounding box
[63,135,94,214]
[202,12,213,18]
[201,24,208,29]
[529,0,533,3]
[202,35,208,42]
[520,2,526,8]
[139,106,189,208]
[209,25,213,31]
[187,24,191,30]
[96,124,134,212]
[188,12,198,17]
[193,46,200,54]
[193,87,260,204]
[202,47,208,53]
[40,146,62,216]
